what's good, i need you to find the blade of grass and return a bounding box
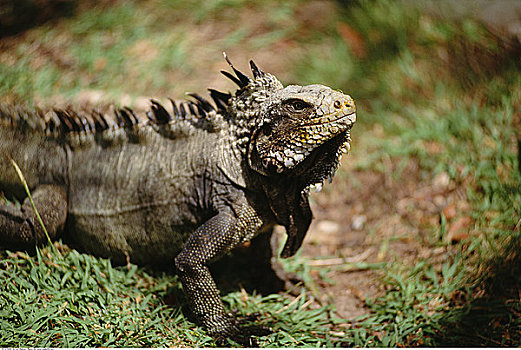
[9,157,61,257]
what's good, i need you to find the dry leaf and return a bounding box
[446,216,472,243]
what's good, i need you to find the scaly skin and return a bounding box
[0,56,356,344]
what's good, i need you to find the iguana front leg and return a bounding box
[174,205,270,344]
[0,185,67,248]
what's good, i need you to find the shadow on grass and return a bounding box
[0,0,78,37]
[210,231,293,296]
[434,232,521,346]
[140,230,290,297]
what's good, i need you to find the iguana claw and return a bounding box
[212,313,272,347]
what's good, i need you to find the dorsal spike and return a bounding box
[114,108,124,127]
[179,102,188,117]
[145,111,154,123]
[187,93,215,113]
[223,52,251,87]
[54,110,72,131]
[55,110,81,132]
[150,100,172,124]
[208,89,231,110]
[124,107,140,125]
[220,70,243,87]
[93,111,109,131]
[195,103,205,116]
[79,115,94,132]
[117,108,135,127]
[169,98,181,118]
[187,101,198,117]
[47,116,58,133]
[249,60,264,79]
[67,112,82,132]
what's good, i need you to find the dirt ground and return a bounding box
[298,145,470,319]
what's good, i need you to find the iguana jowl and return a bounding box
[0,56,356,342]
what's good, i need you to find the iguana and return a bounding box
[0,56,356,344]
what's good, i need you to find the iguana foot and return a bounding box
[210,313,272,347]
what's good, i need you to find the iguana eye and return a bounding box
[289,100,308,111]
[261,123,272,136]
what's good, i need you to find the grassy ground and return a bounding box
[1,0,520,347]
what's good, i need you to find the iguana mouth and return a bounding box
[304,110,357,127]
[300,128,352,194]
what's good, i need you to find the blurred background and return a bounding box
[1,0,520,346]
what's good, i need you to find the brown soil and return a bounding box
[297,145,471,319]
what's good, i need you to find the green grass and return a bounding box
[1,0,521,347]
[1,246,192,347]
[0,244,345,347]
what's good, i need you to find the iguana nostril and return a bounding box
[334,100,341,109]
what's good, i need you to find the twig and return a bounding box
[300,296,315,310]
[307,248,373,266]
[275,293,303,314]
[476,333,502,346]
[239,285,249,303]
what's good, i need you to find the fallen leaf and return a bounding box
[446,216,472,243]
[442,203,457,220]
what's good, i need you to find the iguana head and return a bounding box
[222,56,356,193]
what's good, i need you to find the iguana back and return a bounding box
[0,102,223,265]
